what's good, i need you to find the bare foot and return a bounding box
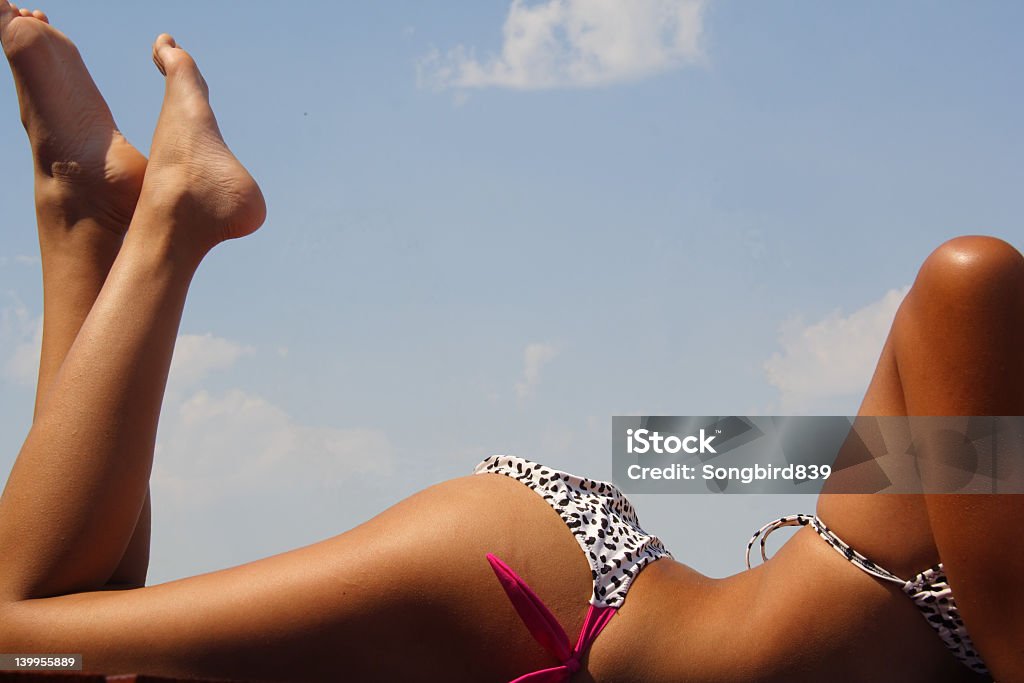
[0,1,147,235]
[142,34,265,252]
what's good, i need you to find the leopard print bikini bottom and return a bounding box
[474,454,672,608]
[473,455,672,682]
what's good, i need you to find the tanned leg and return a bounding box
[820,236,1024,680]
[890,236,1024,679]
[0,27,265,601]
[0,2,152,588]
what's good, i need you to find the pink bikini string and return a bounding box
[486,553,617,683]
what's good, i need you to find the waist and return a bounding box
[590,529,977,683]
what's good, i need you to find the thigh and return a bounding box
[821,238,1022,575]
[821,236,1024,678]
[816,328,940,577]
[1,474,593,682]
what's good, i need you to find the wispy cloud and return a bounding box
[167,333,255,394]
[0,255,41,268]
[764,286,910,414]
[418,0,707,91]
[516,341,559,398]
[155,332,394,506]
[154,389,394,506]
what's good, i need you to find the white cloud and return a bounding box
[0,300,42,388]
[152,331,394,509]
[153,388,393,506]
[516,341,559,398]
[167,333,255,394]
[764,286,910,414]
[418,0,707,90]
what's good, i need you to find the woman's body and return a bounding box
[0,5,1017,681]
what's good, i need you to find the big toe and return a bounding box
[1,3,54,56]
[0,2,20,38]
[152,35,192,77]
[6,3,43,23]
[152,34,209,97]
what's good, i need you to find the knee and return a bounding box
[912,235,1024,308]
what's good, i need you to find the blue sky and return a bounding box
[1,0,1022,582]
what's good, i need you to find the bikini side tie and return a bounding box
[745,513,905,584]
[486,553,617,683]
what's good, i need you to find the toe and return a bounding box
[0,2,46,56]
[152,33,209,97]
[31,9,46,22]
[153,34,197,76]
[152,33,180,76]
[0,2,15,35]
[153,34,177,60]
